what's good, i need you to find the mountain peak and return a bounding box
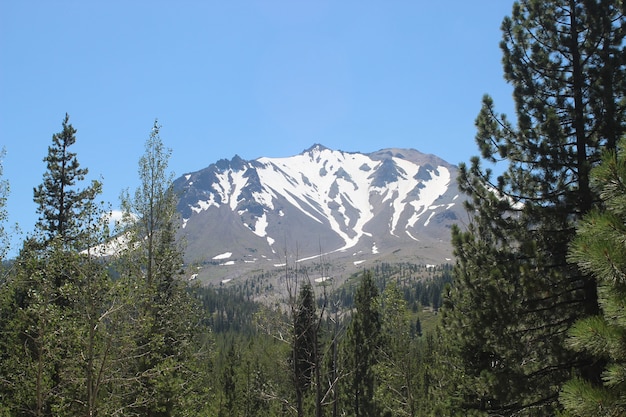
[214,154,246,171]
[174,145,461,282]
[302,143,330,154]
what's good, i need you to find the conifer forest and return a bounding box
[1,1,626,416]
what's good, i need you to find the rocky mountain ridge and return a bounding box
[174,144,464,283]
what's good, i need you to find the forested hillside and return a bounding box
[196,263,451,417]
[1,1,625,416]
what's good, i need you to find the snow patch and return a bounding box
[424,212,437,227]
[406,230,419,241]
[82,231,136,257]
[192,198,215,213]
[252,213,268,238]
[213,252,232,260]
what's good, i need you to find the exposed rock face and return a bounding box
[174,145,463,282]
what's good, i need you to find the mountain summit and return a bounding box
[174,146,462,282]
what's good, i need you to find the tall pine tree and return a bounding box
[33,113,101,250]
[375,282,419,417]
[560,138,626,416]
[437,1,625,415]
[0,114,120,416]
[292,281,318,417]
[341,271,382,417]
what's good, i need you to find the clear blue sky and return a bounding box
[1,1,515,255]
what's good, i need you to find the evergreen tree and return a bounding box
[292,281,317,417]
[219,341,240,417]
[33,113,101,250]
[341,271,382,417]
[560,139,626,416]
[375,282,418,416]
[437,1,625,415]
[0,115,122,417]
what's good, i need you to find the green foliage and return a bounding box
[33,114,102,250]
[198,264,453,416]
[341,271,382,417]
[375,282,417,416]
[560,140,626,417]
[0,117,215,417]
[117,120,209,417]
[0,115,473,417]
[0,244,66,416]
[0,148,10,259]
[195,284,260,334]
[0,114,128,416]
[292,282,317,417]
[436,1,626,415]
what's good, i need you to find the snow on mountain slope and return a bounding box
[174,145,462,279]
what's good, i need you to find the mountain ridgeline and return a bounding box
[173,144,462,282]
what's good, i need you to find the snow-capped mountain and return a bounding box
[174,144,463,281]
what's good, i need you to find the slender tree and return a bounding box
[341,271,382,417]
[375,282,418,417]
[0,150,12,415]
[119,120,205,417]
[560,139,626,416]
[33,113,101,250]
[437,1,625,415]
[293,281,317,417]
[0,147,10,259]
[0,115,122,417]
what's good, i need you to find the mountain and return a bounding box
[174,144,464,283]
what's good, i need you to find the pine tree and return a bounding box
[219,341,240,417]
[293,281,317,417]
[33,113,101,250]
[437,1,626,415]
[560,139,626,416]
[342,271,382,417]
[0,115,122,417]
[375,282,418,416]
